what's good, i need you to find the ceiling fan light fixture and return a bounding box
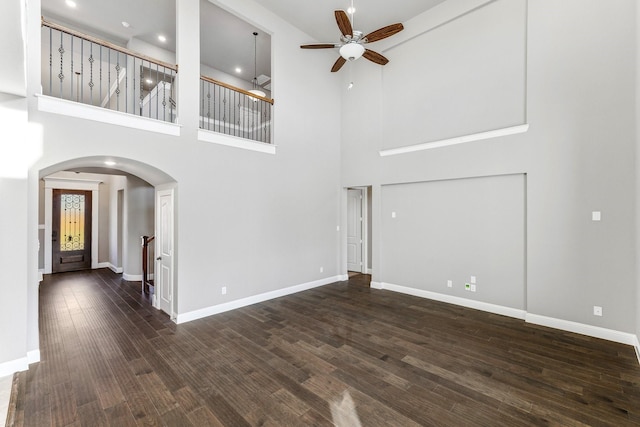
[339,43,365,61]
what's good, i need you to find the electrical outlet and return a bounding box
[447,280,453,288]
[221,286,227,295]
[465,283,471,291]
[593,306,602,316]
[320,266,324,273]
[470,284,476,292]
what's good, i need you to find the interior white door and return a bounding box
[347,189,363,272]
[156,188,174,315]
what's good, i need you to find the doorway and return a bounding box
[346,186,371,275]
[52,189,92,272]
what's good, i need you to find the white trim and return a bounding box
[123,273,142,281]
[366,268,373,274]
[107,263,123,274]
[36,94,181,136]
[370,281,383,289]
[338,274,349,281]
[175,275,342,324]
[526,314,639,347]
[38,271,43,282]
[0,357,28,377]
[96,262,111,269]
[44,176,101,191]
[43,180,100,274]
[370,282,640,359]
[27,350,40,364]
[380,282,526,319]
[198,129,276,154]
[91,189,99,269]
[379,124,529,157]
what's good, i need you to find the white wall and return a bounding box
[122,176,154,279]
[17,0,342,362]
[342,0,637,337]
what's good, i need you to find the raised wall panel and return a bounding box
[380,174,526,310]
[382,0,527,150]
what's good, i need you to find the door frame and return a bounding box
[343,186,369,276]
[43,176,102,274]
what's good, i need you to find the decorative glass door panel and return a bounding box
[52,190,92,272]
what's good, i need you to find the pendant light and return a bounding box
[248,31,266,101]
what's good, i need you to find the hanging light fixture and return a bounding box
[248,31,266,101]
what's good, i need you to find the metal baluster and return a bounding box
[125,53,128,113]
[99,45,102,105]
[108,49,111,108]
[58,30,64,98]
[140,61,144,116]
[70,35,73,101]
[49,27,52,95]
[88,42,94,105]
[162,66,167,122]
[80,38,84,104]
[154,63,158,119]
[115,51,121,111]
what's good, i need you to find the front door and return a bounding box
[52,189,92,272]
[347,188,363,273]
[156,188,174,315]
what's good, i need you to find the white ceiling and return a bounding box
[40,0,447,85]
[260,0,448,44]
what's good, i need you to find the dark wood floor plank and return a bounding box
[9,269,640,426]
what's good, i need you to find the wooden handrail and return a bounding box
[42,17,178,72]
[200,75,274,105]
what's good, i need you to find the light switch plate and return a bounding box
[592,211,601,221]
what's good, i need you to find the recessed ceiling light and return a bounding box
[347,6,356,14]
[121,21,130,28]
[104,161,116,166]
[65,0,77,8]
[235,67,242,73]
[146,79,153,84]
[158,35,167,43]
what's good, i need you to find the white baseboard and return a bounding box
[366,268,373,274]
[526,314,640,348]
[107,263,123,274]
[0,357,28,378]
[379,282,526,320]
[372,282,639,359]
[38,271,43,282]
[96,262,111,269]
[27,349,40,364]
[338,274,349,281]
[176,275,342,324]
[123,273,142,281]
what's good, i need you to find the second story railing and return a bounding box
[42,18,177,123]
[200,76,273,144]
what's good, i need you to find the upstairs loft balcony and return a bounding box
[41,18,274,145]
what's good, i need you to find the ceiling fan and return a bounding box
[300,10,404,72]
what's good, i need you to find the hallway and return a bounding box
[6,269,640,426]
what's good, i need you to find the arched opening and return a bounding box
[38,156,177,318]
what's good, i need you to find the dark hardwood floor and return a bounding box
[6,269,640,426]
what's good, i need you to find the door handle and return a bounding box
[156,256,162,260]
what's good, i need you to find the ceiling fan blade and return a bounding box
[300,44,338,49]
[363,49,389,65]
[364,23,404,43]
[331,56,347,72]
[335,10,353,37]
